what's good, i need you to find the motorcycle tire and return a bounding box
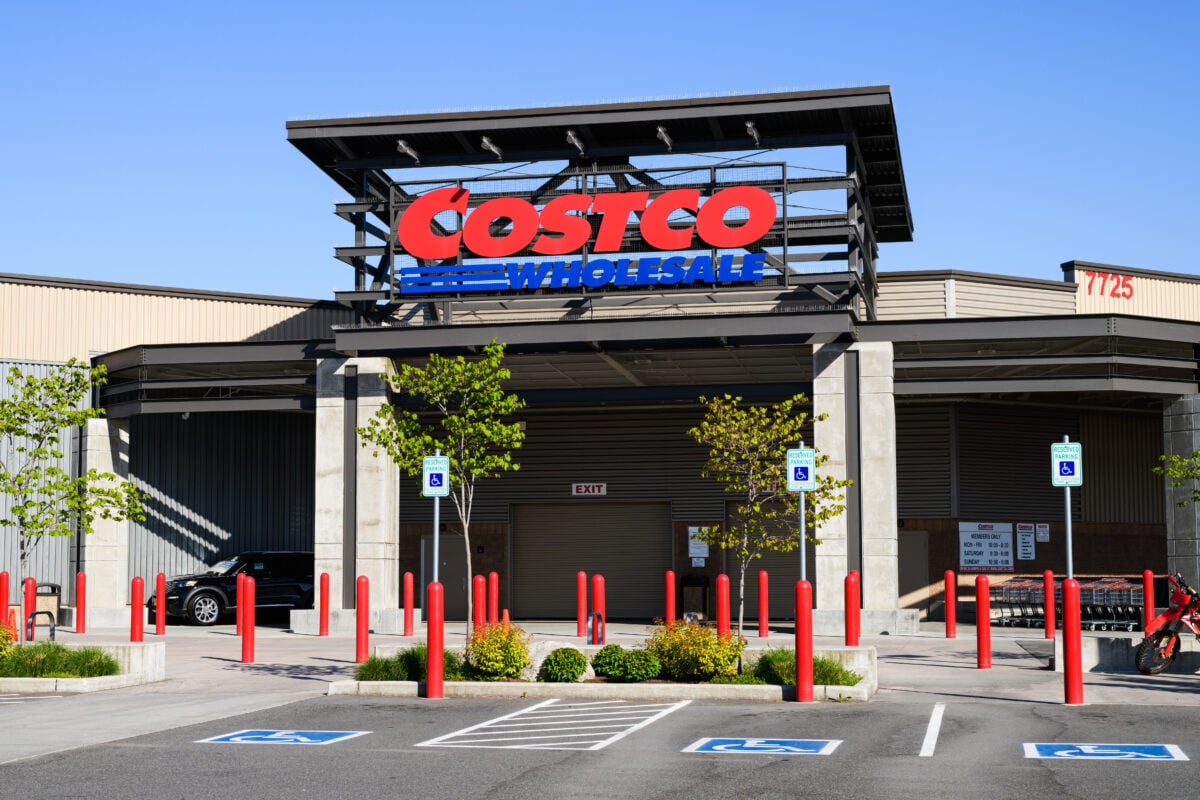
[1135,630,1180,675]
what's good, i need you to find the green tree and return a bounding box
[359,340,525,636]
[687,393,852,636]
[0,359,144,574]
[1154,450,1200,506]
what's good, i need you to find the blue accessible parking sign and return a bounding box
[683,737,841,755]
[1024,743,1188,761]
[198,729,371,746]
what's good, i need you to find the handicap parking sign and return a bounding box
[1024,742,1187,761]
[683,737,840,755]
[786,448,816,492]
[423,455,450,497]
[198,729,371,746]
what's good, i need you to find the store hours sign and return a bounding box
[958,522,1014,573]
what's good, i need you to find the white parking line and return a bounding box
[417,699,690,751]
[919,703,945,757]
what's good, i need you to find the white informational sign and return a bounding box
[1051,442,1083,487]
[691,558,706,568]
[1036,523,1050,543]
[687,527,709,558]
[958,522,1014,573]
[786,448,816,492]
[1016,523,1035,560]
[422,455,450,498]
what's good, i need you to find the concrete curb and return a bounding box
[327,678,872,702]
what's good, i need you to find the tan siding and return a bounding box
[1,281,351,361]
[1075,270,1200,321]
[876,279,947,320]
[952,281,1076,318]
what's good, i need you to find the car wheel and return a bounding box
[186,592,224,626]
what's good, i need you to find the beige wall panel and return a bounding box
[1,280,350,362]
[1073,269,1200,322]
[876,280,947,320]
[952,280,1075,318]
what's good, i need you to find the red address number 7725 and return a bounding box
[1084,270,1133,299]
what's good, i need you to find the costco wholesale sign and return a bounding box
[958,522,1015,573]
[396,186,777,295]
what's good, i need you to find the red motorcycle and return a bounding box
[1135,573,1200,675]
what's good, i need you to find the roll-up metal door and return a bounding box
[719,502,815,623]
[511,502,671,619]
[958,405,1079,519]
[896,404,954,517]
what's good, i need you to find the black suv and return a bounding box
[149,551,314,625]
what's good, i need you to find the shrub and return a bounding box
[0,622,14,661]
[751,648,795,685]
[0,643,119,678]
[616,649,661,682]
[750,649,861,687]
[710,672,767,685]
[590,644,626,678]
[538,647,587,683]
[646,621,744,682]
[354,646,464,681]
[465,623,530,681]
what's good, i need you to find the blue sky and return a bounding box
[2,2,1196,300]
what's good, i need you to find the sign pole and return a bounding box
[433,448,441,585]
[799,490,807,583]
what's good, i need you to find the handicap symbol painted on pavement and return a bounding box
[683,737,841,755]
[1024,743,1188,761]
[198,729,371,746]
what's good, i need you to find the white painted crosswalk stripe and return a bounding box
[417,698,690,751]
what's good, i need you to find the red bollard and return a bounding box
[241,576,256,664]
[1142,569,1154,631]
[472,574,486,628]
[576,571,587,638]
[75,571,86,634]
[1063,577,1083,704]
[795,580,814,702]
[356,575,370,664]
[0,571,8,636]
[591,574,607,645]
[666,569,677,625]
[1043,570,1056,639]
[130,576,144,643]
[403,571,414,637]
[23,577,36,642]
[975,575,990,669]
[426,581,444,699]
[488,571,499,626]
[758,570,769,638]
[155,572,166,636]
[319,572,330,637]
[944,570,957,639]
[844,570,861,647]
[236,573,245,636]
[716,574,730,638]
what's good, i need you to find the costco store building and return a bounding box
[4,86,1200,632]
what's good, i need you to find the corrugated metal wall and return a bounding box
[0,359,81,605]
[0,279,352,362]
[1074,270,1200,322]
[876,275,1076,321]
[896,404,955,517]
[399,406,732,523]
[1080,411,1164,524]
[126,411,315,586]
[876,279,948,320]
[952,280,1075,318]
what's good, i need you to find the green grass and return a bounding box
[0,643,120,678]
[748,648,862,687]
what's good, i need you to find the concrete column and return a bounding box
[856,342,899,611]
[1164,394,1200,580]
[813,341,907,634]
[813,342,849,611]
[314,357,400,614]
[81,418,130,611]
